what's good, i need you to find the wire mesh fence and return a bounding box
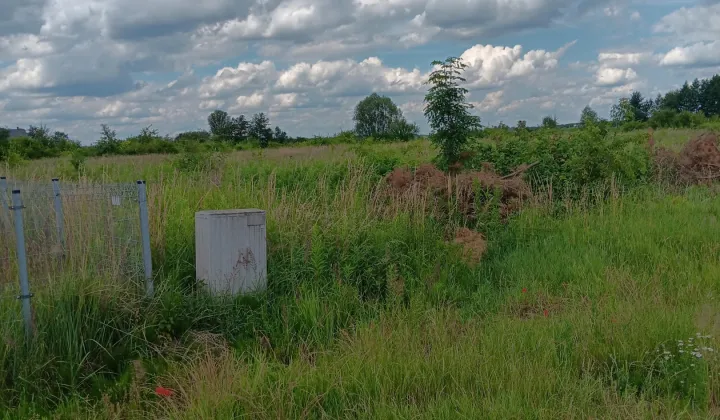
[0,177,153,336]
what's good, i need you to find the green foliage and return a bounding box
[175,130,211,143]
[273,126,288,143]
[610,98,636,125]
[388,118,420,141]
[0,124,80,161]
[0,128,8,160]
[353,93,417,140]
[207,110,234,139]
[172,142,226,173]
[580,105,599,127]
[95,124,122,156]
[69,150,87,174]
[608,335,714,406]
[249,113,273,148]
[3,138,720,417]
[424,57,481,169]
[469,125,651,196]
[541,116,558,129]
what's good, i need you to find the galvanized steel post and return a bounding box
[0,176,8,224]
[11,190,34,338]
[51,179,65,251]
[137,181,153,297]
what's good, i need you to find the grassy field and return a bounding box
[1,129,719,418]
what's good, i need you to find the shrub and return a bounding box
[468,126,651,196]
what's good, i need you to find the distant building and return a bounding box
[8,127,27,138]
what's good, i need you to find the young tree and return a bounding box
[542,116,558,128]
[28,124,53,148]
[423,56,481,169]
[353,93,405,139]
[231,115,249,142]
[626,91,653,121]
[580,106,599,127]
[137,125,160,143]
[610,98,636,125]
[96,124,121,155]
[388,119,419,141]
[700,75,720,116]
[273,126,288,143]
[207,110,234,139]
[250,113,272,148]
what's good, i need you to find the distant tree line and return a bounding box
[0,125,81,162]
[584,74,720,131]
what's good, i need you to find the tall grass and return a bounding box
[1,131,718,417]
[54,184,720,419]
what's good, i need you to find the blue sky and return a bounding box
[1,0,719,143]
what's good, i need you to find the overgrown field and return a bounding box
[1,128,719,418]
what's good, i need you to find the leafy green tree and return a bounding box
[353,93,409,139]
[542,116,558,128]
[95,124,121,155]
[700,75,720,116]
[136,125,160,144]
[388,119,419,141]
[208,110,234,139]
[628,91,652,121]
[611,98,636,125]
[231,115,248,142]
[250,113,272,148]
[175,130,211,142]
[580,106,599,127]
[648,108,678,129]
[273,126,288,143]
[423,56,481,169]
[0,128,9,161]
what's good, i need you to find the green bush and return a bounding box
[468,126,651,196]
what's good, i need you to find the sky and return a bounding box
[1,0,720,144]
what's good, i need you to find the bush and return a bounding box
[173,143,226,173]
[468,126,651,196]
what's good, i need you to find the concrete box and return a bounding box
[195,209,267,295]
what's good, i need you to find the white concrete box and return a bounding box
[195,209,267,295]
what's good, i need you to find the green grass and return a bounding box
[46,185,718,419]
[1,130,719,418]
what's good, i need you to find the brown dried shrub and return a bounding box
[654,132,720,184]
[453,227,487,266]
[386,167,413,190]
[384,161,533,221]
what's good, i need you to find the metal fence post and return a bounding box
[51,178,65,251]
[11,190,34,338]
[0,176,8,223]
[137,181,153,297]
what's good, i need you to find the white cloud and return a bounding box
[474,90,505,111]
[630,11,641,21]
[659,41,720,68]
[597,52,652,67]
[199,61,277,98]
[654,4,720,42]
[0,0,709,141]
[459,42,573,88]
[604,6,620,17]
[594,67,638,87]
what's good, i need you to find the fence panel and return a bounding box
[0,179,146,290]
